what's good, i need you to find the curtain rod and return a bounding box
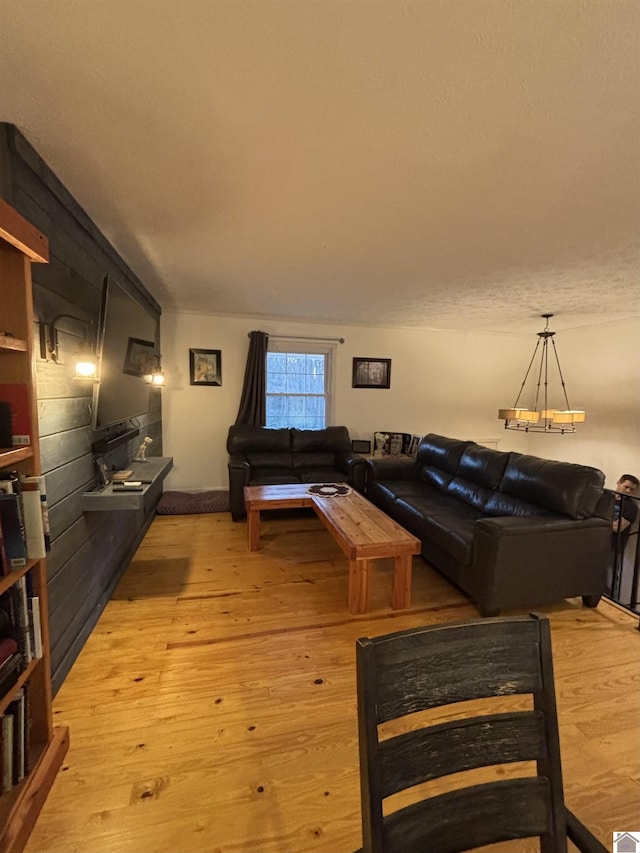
[249,333,345,344]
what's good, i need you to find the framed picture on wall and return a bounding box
[189,348,222,386]
[352,358,392,389]
[122,337,156,378]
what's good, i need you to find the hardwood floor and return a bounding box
[25,509,640,853]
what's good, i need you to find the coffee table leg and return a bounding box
[349,558,371,615]
[391,554,412,610]
[248,507,261,551]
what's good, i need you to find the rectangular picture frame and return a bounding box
[352,357,392,389]
[190,348,222,386]
[122,337,156,378]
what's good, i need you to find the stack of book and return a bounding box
[0,576,43,792]
[0,470,50,575]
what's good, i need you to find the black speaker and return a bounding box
[0,402,12,448]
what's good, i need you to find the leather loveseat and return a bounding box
[365,433,612,616]
[227,425,367,521]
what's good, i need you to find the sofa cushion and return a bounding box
[395,494,479,564]
[247,452,293,468]
[457,444,510,490]
[228,425,291,454]
[297,468,350,484]
[376,479,442,502]
[447,476,493,512]
[416,434,471,474]
[483,490,551,517]
[248,468,300,486]
[420,466,454,492]
[501,453,605,520]
[292,452,337,469]
[291,426,351,453]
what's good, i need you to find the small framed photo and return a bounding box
[123,337,156,378]
[408,434,422,456]
[190,349,222,386]
[352,358,391,389]
[95,455,110,486]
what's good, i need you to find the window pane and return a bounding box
[305,374,324,394]
[266,396,286,417]
[305,396,325,417]
[267,371,287,393]
[267,352,287,373]
[307,354,325,376]
[286,396,305,417]
[286,354,306,373]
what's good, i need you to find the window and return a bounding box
[266,342,334,429]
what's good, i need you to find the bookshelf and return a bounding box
[0,197,69,852]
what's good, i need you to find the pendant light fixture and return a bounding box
[498,314,585,434]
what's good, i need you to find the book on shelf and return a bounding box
[0,385,31,447]
[0,494,27,569]
[0,523,8,577]
[1,712,13,793]
[0,583,32,665]
[22,475,51,552]
[28,597,42,660]
[20,481,46,559]
[0,653,24,702]
[7,688,25,784]
[0,385,31,448]
[0,637,18,668]
[14,578,33,663]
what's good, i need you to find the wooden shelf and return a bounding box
[0,335,28,353]
[0,446,33,467]
[0,727,69,853]
[82,457,173,511]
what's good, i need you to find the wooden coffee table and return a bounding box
[243,483,420,615]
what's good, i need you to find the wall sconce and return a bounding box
[145,354,165,387]
[39,314,98,380]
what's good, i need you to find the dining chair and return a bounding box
[355,613,607,853]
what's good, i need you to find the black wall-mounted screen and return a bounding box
[92,275,158,431]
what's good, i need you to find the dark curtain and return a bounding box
[234,330,268,425]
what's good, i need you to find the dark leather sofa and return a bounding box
[365,433,612,616]
[227,425,367,521]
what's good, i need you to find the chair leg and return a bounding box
[582,594,601,608]
[565,807,608,853]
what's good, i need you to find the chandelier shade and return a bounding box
[498,314,585,434]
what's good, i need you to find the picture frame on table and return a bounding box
[408,434,422,456]
[352,358,391,389]
[190,349,222,386]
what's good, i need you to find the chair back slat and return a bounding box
[383,778,558,853]
[380,710,545,798]
[372,619,542,723]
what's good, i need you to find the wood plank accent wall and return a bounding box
[0,124,164,694]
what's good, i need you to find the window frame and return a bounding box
[265,339,336,430]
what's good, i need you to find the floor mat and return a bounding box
[156,490,230,514]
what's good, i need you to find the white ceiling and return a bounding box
[1,0,638,335]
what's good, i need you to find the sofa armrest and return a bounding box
[335,452,368,493]
[473,515,610,613]
[228,454,251,520]
[366,456,419,484]
[476,515,609,538]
